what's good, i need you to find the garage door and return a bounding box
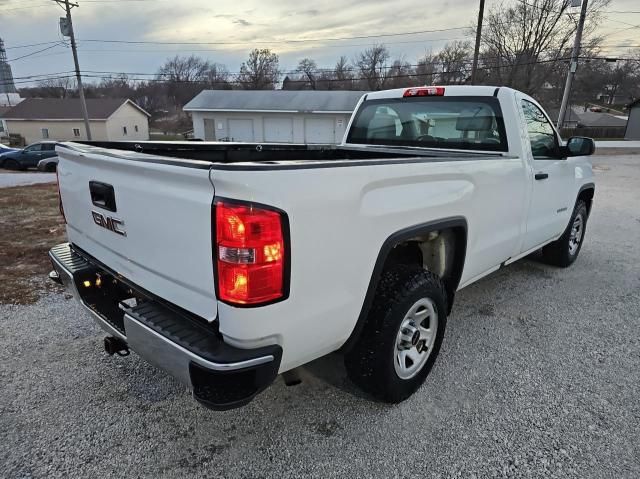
[228,119,255,142]
[304,117,335,144]
[264,117,294,143]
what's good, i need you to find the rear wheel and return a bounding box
[45,163,57,172]
[542,200,588,267]
[344,265,448,403]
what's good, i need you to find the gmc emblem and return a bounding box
[92,210,127,237]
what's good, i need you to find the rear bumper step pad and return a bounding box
[49,242,282,410]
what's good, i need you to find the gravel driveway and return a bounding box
[1,154,639,478]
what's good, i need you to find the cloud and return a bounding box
[232,18,251,27]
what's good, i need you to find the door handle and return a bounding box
[535,172,549,180]
[89,181,117,212]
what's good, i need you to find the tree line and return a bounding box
[19,0,640,124]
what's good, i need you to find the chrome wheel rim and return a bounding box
[394,298,438,380]
[568,214,584,256]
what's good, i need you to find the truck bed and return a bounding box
[71,140,505,165]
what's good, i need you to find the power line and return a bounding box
[6,43,65,62]
[4,40,63,50]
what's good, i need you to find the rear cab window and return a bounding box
[347,96,508,152]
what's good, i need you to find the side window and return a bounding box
[123,126,128,136]
[43,143,55,151]
[521,100,558,158]
[73,128,80,137]
[25,144,42,152]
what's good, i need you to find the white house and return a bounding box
[0,98,150,144]
[184,90,368,144]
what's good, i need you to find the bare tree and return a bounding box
[436,41,472,84]
[332,56,354,90]
[97,74,134,98]
[296,58,318,89]
[386,58,416,88]
[355,44,390,90]
[205,63,232,90]
[415,51,438,85]
[478,0,610,94]
[237,49,280,90]
[34,77,75,98]
[158,55,212,108]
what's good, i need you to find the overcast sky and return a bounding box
[1,0,638,86]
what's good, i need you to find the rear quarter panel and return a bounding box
[211,155,529,372]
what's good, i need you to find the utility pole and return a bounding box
[556,0,589,129]
[54,0,92,139]
[470,0,485,85]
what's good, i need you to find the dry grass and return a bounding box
[0,183,67,304]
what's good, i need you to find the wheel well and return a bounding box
[340,219,467,353]
[578,187,594,215]
[382,226,466,308]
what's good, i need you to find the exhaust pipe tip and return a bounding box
[104,336,129,357]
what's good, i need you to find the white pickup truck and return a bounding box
[49,85,595,410]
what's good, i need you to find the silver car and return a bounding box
[37,156,59,172]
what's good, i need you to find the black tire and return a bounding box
[344,265,448,403]
[3,159,22,170]
[45,163,57,172]
[542,199,588,267]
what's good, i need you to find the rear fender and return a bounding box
[341,217,467,352]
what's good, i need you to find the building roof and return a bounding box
[549,105,628,128]
[577,111,627,128]
[0,98,150,120]
[184,90,368,113]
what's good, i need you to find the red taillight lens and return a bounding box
[403,86,445,97]
[56,168,66,224]
[215,200,288,306]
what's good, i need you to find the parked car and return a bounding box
[0,141,58,170]
[0,142,18,155]
[37,156,59,172]
[49,85,595,410]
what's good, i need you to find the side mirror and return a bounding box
[565,136,595,157]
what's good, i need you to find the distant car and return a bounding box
[0,141,58,170]
[0,143,18,155]
[38,156,59,172]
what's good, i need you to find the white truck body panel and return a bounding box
[57,149,218,321]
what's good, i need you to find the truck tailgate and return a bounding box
[56,145,217,321]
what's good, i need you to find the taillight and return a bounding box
[214,199,289,306]
[56,168,66,224]
[403,86,445,97]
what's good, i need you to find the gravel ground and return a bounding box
[1,154,639,478]
[0,172,56,188]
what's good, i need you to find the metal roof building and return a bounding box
[0,98,150,144]
[184,90,368,144]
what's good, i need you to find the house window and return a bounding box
[134,125,139,133]
[123,126,128,136]
[73,128,80,137]
[42,128,49,139]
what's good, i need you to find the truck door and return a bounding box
[518,96,574,252]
